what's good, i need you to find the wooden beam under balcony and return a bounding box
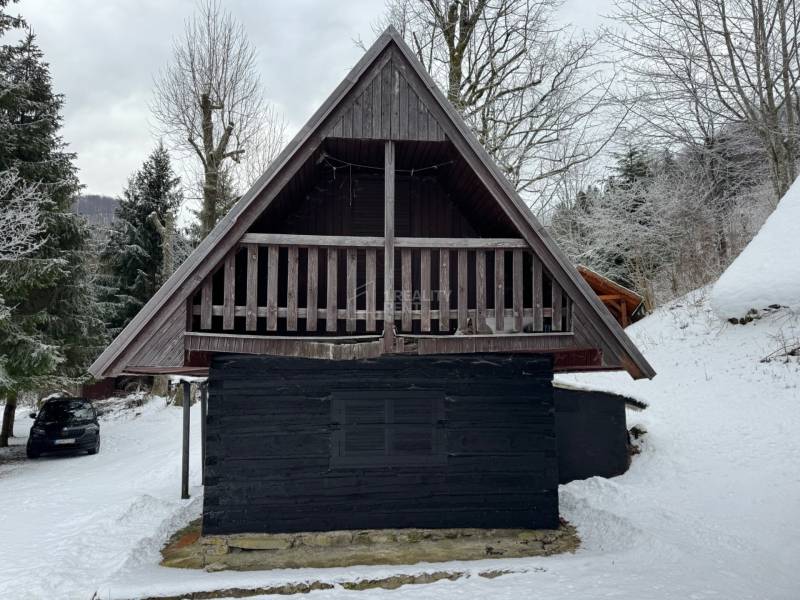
[185,332,383,360]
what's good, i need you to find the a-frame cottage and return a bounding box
[90,28,654,535]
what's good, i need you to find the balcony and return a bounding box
[187,233,574,359]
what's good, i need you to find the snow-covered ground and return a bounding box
[1,290,798,599]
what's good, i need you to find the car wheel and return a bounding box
[26,447,40,459]
[88,437,100,455]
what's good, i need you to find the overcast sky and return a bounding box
[13,0,612,201]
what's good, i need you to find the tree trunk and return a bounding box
[202,163,219,237]
[151,375,169,398]
[0,392,18,447]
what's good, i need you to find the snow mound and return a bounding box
[711,177,800,319]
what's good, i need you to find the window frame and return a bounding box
[330,390,447,468]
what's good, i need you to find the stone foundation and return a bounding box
[161,520,579,571]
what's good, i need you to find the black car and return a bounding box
[27,397,100,458]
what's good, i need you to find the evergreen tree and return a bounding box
[0,30,105,445]
[101,143,182,334]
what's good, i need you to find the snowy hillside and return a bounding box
[711,176,800,319]
[1,290,798,599]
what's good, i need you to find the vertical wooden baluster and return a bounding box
[200,277,212,330]
[266,245,278,331]
[420,249,431,332]
[552,279,563,332]
[286,246,299,331]
[365,248,376,331]
[532,254,543,332]
[326,248,338,332]
[439,250,450,331]
[457,249,468,331]
[245,245,258,331]
[346,248,357,333]
[566,298,574,331]
[222,252,235,330]
[306,247,318,332]
[513,249,523,332]
[401,248,412,331]
[476,250,486,332]
[494,249,505,332]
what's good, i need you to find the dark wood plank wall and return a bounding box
[203,354,559,534]
[554,387,630,483]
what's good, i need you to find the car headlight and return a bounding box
[31,427,45,436]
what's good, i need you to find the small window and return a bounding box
[330,391,446,468]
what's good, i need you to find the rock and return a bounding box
[304,530,353,547]
[161,554,204,569]
[227,534,292,550]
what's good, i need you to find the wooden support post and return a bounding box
[181,380,190,500]
[200,383,207,484]
[383,141,395,349]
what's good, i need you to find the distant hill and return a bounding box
[73,195,119,227]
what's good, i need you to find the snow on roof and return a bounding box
[711,176,800,319]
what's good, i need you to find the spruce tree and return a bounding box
[101,143,182,334]
[0,30,104,445]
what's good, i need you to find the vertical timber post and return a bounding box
[181,380,191,499]
[200,382,207,484]
[383,140,396,352]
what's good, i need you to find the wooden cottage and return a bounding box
[89,28,654,535]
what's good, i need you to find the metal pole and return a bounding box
[200,383,207,485]
[181,380,191,499]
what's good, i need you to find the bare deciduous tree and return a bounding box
[614,0,800,200]
[152,0,283,237]
[373,0,624,211]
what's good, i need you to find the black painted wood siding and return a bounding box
[554,387,630,483]
[203,354,558,534]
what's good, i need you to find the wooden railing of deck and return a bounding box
[191,233,572,336]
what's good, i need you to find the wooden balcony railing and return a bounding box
[190,234,572,337]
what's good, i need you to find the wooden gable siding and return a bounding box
[325,48,446,142]
[125,302,186,369]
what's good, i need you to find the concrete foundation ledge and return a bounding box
[161,519,580,571]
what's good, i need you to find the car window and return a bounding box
[38,400,95,424]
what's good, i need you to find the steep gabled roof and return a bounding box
[89,27,655,380]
